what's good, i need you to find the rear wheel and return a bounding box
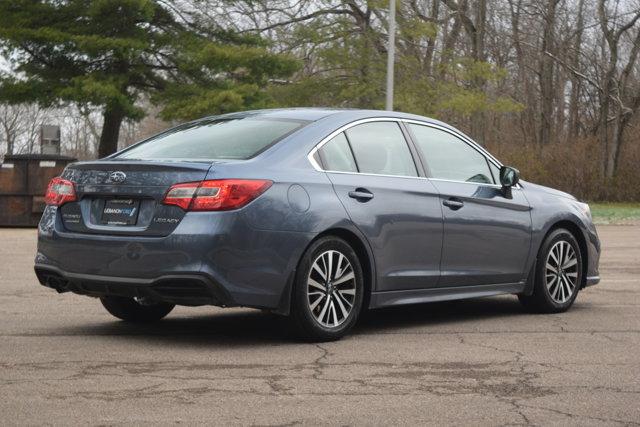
[290,236,364,341]
[100,296,174,322]
[519,228,583,313]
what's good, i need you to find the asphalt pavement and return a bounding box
[0,225,638,425]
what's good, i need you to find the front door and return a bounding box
[432,181,532,286]
[406,122,532,287]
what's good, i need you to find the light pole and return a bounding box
[385,0,396,111]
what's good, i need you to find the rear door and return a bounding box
[406,123,532,287]
[60,161,212,236]
[316,120,443,291]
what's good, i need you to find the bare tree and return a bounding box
[0,104,21,155]
[440,0,488,144]
[568,0,586,138]
[597,0,640,178]
[0,104,52,155]
[538,0,561,145]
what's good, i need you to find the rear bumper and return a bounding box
[35,264,233,307]
[36,206,314,310]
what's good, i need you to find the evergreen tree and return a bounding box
[0,0,298,157]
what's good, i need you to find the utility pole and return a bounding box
[385,0,396,111]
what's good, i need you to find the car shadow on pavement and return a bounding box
[57,308,295,345]
[47,295,558,346]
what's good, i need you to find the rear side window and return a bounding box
[408,124,494,184]
[116,117,306,160]
[345,122,417,177]
[318,133,358,172]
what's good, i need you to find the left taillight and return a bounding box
[44,177,77,206]
[163,179,273,211]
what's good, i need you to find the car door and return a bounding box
[313,120,443,292]
[406,122,532,287]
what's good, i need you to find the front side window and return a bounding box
[345,122,417,177]
[318,133,358,172]
[408,124,494,184]
[117,117,306,160]
[488,161,501,184]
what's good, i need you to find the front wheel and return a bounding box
[100,296,175,322]
[519,228,583,313]
[290,236,364,341]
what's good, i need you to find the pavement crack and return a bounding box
[519,403,640,425]
[310,343,330,381]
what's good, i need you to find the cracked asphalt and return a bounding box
[0,225,639,425]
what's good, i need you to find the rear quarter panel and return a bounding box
[194,156,366,308]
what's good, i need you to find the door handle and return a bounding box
[443,198,464,210]
[348,188,374,201]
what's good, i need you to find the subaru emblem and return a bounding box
[108,171,127,183]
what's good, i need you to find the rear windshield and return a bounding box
[116,117,307,160]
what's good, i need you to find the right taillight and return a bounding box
[44,177,77,206]
[163,179,272,211]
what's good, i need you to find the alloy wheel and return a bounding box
[307,250,357,328]
[545,240,579,304]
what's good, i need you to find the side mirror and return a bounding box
[499,166,520,198]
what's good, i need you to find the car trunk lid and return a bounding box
[58,160,214,236]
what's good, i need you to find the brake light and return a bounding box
[45,177,77,206]
[163,179,273,211]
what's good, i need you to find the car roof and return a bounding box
[240,108,481,164]
[198,108,449,127]
[199,108,350,122]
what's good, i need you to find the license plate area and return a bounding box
[100,198,140,226]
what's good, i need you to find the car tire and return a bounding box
[519,228,583,313]
[290,236,364,341]
[100,296,175,322]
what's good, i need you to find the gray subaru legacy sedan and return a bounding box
[35,108,600,341]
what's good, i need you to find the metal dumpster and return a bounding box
[0,154,76,226]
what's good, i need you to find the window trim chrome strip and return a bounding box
[315,169,431,181]
[307,117,506,182]
[313,169,517,191]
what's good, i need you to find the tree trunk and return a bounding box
[605,113,623,179]
[346,2,374,107]
[598,99,610,178]
[470,0,487,145]
[424,0,440,75]
[568,0,585,138]
[3,126,14,155]
[440,0,487,143]
[2,119,16,155]
[509,0,536,144]
[539,0,559,145]
[440,8,462,78]
[98,105,125,158]
[597,31,613,178]
[554,60,566,140]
